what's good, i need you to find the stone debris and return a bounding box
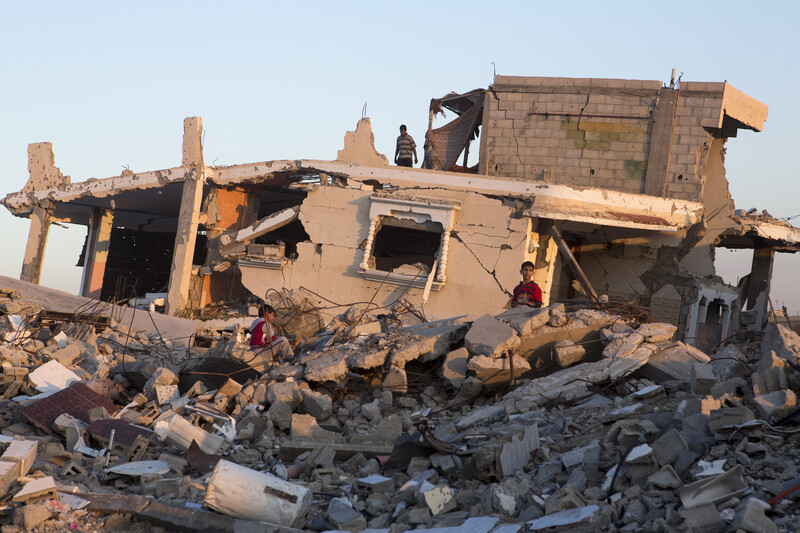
[1,286,800,532]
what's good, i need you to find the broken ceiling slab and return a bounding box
[718,214,800,252]
[0,275,199,345]
[524,187,702,231]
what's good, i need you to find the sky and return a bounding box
[1,1,798,311]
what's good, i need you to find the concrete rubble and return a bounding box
[1,282,800,532]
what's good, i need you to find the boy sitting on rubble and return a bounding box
[511,261,543,308]
[250,303,295,363]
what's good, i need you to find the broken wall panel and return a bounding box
[239,186,529,321]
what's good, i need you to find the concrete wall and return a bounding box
[238,185,530,321]
[481,76,727,202]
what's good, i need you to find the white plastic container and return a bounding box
[204,460,312,527]
[155,415,224,455]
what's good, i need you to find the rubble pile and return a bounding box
[1,287,800,532]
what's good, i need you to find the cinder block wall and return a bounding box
[481,76,724,202]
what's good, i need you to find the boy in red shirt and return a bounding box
[511,261,543,308]
[250,304,294,362]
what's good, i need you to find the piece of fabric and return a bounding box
[397,157,413,167]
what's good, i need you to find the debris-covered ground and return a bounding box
[1,284,800,533]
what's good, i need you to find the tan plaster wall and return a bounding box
[239,186,529,320]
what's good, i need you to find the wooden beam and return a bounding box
[548,225,599,303]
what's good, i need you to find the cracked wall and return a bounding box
[237,185,530,320]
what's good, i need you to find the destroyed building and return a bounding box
[4,75,800,353]
[4,73,800,533]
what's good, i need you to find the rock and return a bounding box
[467,354,530,384]
[266,381,304,410]
[326,497,367,531]
[733,498,778,533]
[383,366,407,394]
[303,352,347,383]
[753,389,797,420]
[442,348,469,387]
[751,368,787,395]
[422,486,457,515]
[268,400,293,431]
[361,400,381,423]
[142,367,178,399]
[548,304,567,327]
[761,323,800,366]
[650,429,687,466]
[647,465,682,489]
[302,389,333,421]
[636,323,677,343]
[490,486,517,516]
[690,362,717,395]
[553,340,586,367]
[346,347,389,370]
[291,414,346,443]
[16,502,54,530]
[464,315,520,358]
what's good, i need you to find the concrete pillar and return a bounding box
[80,209,114,299]
[166,117,205,315]
[643,89,678,197]
[746,248,774,311]
[20,204,52,284]
[531,220,560,306]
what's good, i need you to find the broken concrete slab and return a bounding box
[602,331,644,358]
[464,315,520,358]
[635,323,677,343]
[302,352,347,382]
[12,476,57,503]
[496,306,549,336]
[467,354,531,384]
[505,344,653,405]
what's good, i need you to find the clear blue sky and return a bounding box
[2,1,798,311]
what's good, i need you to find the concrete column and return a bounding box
[20,204,53,284]
[531,220,560,306]
[746,248,774,311]
[166,117,205,315]
[643,89,678,197]
[80,209,114,299]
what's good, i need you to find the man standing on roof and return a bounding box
[511,261,543,308]
[394,124,418,167]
